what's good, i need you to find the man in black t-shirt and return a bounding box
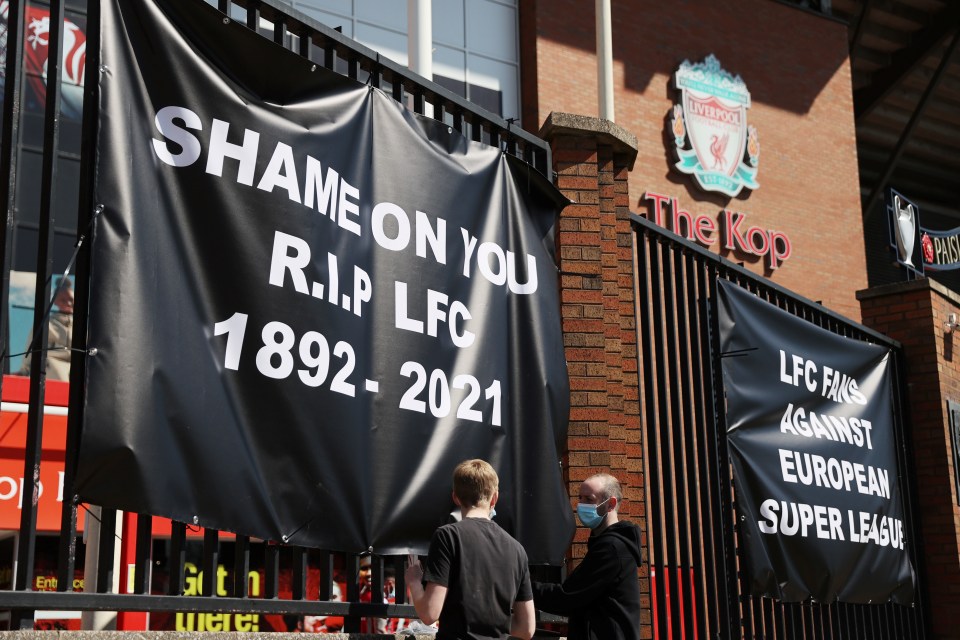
[405,459,534,640]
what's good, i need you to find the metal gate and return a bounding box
[0,0,556,631]
[633,212,930,639]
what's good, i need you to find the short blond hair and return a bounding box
[587,473,622,508]
[453,459,499,508]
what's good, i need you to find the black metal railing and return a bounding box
[0,0,559,632]
[219,0,551,177]
[632,212,931,640]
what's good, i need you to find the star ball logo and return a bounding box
[671,54,759,197]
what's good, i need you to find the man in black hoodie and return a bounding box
[532,473,642,640]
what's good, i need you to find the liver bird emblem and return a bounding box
[710,133,729,171]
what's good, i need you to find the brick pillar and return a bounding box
[540,113,649,636]
[859,279,960,639]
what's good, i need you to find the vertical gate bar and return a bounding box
[675,247,706,639]
[471,120,482,143]
[653,242,681,638]
[652,240,684,638]
[273,15,286,46]
[317,551,333,600]
[324,42,336,71]
[890,347,930,638]
[370,555,384,632]
[58,0,101,589]
[292,546,307,600]
[96,508,117,593]
[369,57,382,89]
[814,602,829,640]
[392,78,403,104]
[413,91,425,115]
[168,521,186,595]
[372,554,384,603]
[804,600,815,639]
[744,593,759,640]
[776,601,788,640]
[0,0,25,386]
[783,603,794,638]
[844,604,855,638]
[298,29,311,58]
[703,268,741,640]
[760,598,773,640]
[16,0,66,597]
[633,226,663,638]
[202,528,219,596]
[830,603,843,639]
[664,244,696,637]
[690,258,724,639]
[393,555,406,604]
[233,535,250,597]
[246,0,259,30]
[344,554,361,632]
[265,542,280,599]
[640,233,669,639]
[134,514,152,594]
[843,602,855,639]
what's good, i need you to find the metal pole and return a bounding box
[0,0,26,382]
[596,0,614,121]
[16,0,66,610]
[407,0,432,80]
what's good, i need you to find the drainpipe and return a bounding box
[596,0,614,121]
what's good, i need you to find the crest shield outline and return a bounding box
[671,54,759,197]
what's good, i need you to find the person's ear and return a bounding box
[452,491,461,507]
[490,490,499,507]
[605,496,618,514]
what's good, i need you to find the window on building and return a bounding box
[282,0,521,122]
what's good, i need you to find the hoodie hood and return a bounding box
[595,520,643,564]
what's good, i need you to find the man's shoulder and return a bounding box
[590,521,640,547]
[588,521,642,564]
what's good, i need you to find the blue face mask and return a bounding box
[489,508,497,520]
[576,498,610,529]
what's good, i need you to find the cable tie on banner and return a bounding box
[282,515,317,544]
[366,53,381,87]
[78,504,125,543]
[501,117,517,154]
[6,346,90,359]
[10,203,104,364]
[719,347,757,358]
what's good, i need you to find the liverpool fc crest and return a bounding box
[671,55,759,197]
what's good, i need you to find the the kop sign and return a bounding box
[654,55,792,270]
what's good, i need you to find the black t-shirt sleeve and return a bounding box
[422,526,455,588]
[516,558,533,601]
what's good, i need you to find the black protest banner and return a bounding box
[717,280,915,603]
[77,0,573,561]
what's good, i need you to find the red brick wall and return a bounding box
[523,0,867,321]
[543,120,649,636]
[859,280,960,637]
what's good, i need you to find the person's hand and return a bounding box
[405,553,424,587]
